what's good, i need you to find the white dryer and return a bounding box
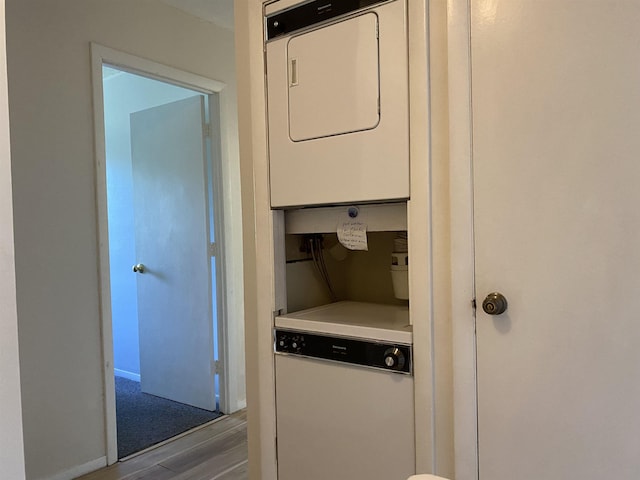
[265,0,409,208]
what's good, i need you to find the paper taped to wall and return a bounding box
[337,220,368,251]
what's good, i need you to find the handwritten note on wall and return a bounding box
[337,219,368,251]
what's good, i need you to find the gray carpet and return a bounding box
[115,376,222,458]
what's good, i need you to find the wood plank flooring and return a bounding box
[77,410,247,480]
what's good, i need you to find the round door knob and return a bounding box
[132,263,145,274]
[482,292,508,315]
[383,347,406,371]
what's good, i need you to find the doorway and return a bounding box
[92,44,244,465]
[102,66,224,458]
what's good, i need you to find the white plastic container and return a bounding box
[391,252,409,300]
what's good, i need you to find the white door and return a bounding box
[286,12,380,141]
[473,1,640,478]
[131,95,216,411]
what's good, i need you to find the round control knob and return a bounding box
[482,292,508,316]
[290,335,305,353]
[277,334,290,351]
[383,347,406,371]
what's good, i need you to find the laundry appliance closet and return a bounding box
[260,0,444,479]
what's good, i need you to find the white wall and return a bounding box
[6,1,244,478]
[103,68,201,379]
[0,0,26,477]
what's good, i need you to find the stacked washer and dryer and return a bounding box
[264,1,414,479]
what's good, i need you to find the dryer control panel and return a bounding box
[266,0,387,39]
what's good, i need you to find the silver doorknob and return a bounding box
[132,263,145,274]
[482,292,508,315]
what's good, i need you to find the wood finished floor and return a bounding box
[76,410,247,480]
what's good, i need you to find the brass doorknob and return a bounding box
[132,263,145,274]
[482,292,508,315]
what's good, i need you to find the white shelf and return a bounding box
[275,301,412,343]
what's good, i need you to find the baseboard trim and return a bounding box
[114,369,140,382]
[43,457,106,480]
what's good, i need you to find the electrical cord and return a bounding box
[308,235,337,302]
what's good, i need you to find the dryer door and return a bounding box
[287,13,380,142]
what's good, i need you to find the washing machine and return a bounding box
[274,301,416,480]
[265,0,409,208]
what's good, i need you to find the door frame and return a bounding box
[447,1,479,480]
[91,43,235,465]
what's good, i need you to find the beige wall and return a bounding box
[0,0,26,478]
[429,0,454,475]
[6,1,241,478]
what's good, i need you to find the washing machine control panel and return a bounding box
[274,329,412,374]
[276,332,306,354]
